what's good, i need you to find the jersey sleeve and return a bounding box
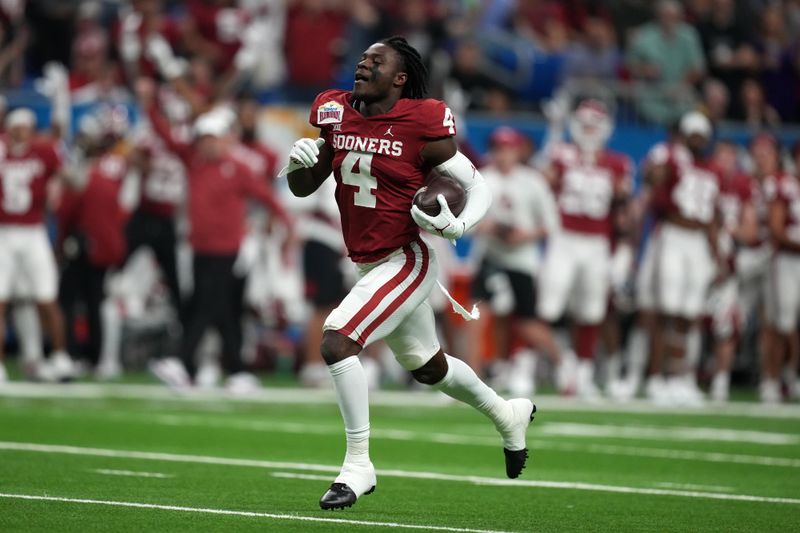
[309,89,343,144]
[417,99,456,140]
[612,154,635,196]
[39,141,64,179]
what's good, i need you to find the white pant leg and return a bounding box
[0,226,18,301]
[656,224,714,319]
[765,253,800,334]
[13,226,58,303]
[573,235,611,324]
[324,239,438,348]
[383,299,441,371]
[537,233,579,322]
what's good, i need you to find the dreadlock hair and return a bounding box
[380,36,428,99]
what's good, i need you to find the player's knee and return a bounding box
[411,350,447,385]
[320,330,361,366]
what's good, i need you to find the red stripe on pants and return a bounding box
[357,242,430,345]
[336,244,417,344]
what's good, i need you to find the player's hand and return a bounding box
[289,138,325,169]
[411,194,466,240]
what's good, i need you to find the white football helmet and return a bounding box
[568,99,613,153]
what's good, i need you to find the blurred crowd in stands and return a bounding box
[0,0,799,403]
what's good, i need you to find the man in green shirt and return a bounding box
[627,0,706,124]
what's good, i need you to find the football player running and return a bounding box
[286,37,535,510]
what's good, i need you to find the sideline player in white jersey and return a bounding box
[0,109,74,382]
[647,111,722,405]
[286,37,535,510]
[762,159,800,403]
[534,100,633,399]
[469,126,560,396]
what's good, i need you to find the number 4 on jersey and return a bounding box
[341,151,377,208]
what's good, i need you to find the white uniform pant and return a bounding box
[765,251,800,334]
[537,231,611,324]
[0,224,58,302]
[324,238,440,371]
[654,223,715,319]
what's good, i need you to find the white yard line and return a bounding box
[131,414,800,468]
[92,469,173,479]
[539,423,800,445]
[655,482,734,493]
[271,472,332,482]
[10,408,800,469]
[1,441,798,506]
[1,382,800,419]
[0,493,516,533]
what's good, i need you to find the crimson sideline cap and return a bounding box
[489,126,525,148]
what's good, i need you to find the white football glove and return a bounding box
[287,138,325,170]
[411,195,466,241]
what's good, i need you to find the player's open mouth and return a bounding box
[354,72,369,84]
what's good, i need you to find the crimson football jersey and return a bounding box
[652,148,721,225]
[310,89,457,263]
[718,173,754,233]
[0,137,63,225]
[763,172,800,250]
[58,153,129,266]
[550,142,632,238]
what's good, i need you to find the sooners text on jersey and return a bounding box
[310,89,456,263]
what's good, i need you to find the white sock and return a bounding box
[328,356,370,465]
[12,304,43,363]
[434,354,511,429]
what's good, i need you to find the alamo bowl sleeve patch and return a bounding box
[317,101,344,125]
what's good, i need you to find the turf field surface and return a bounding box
[0,383,798,532]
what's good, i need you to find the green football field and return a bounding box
[0,382,798,532]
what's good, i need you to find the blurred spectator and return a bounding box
[738,77,781,130]
[115,0,183,83]
[0,0,28,87]
[284,0,347,96]
[24,0,76,75]
[449,40,510,111]
[70,2,127,105]
[694,0,759,118]
[753,2,800,122]
[560,15,621,83]
[514,0,570,53]
[700,77,731,125]
[139,79,292,390]
[180,0,248,76]
[627,0,706,124]
[58,105,132,371]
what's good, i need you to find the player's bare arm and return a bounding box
[286,139,334,197]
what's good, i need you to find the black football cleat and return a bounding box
[319,483,375,510]
[503,403,536,479]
